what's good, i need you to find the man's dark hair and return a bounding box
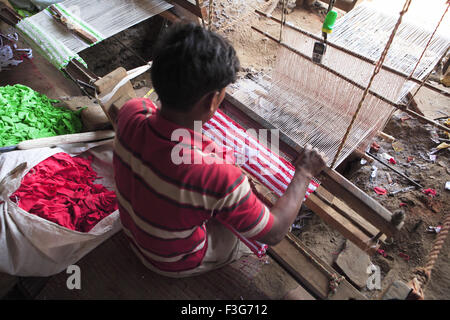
[151,22,240,112]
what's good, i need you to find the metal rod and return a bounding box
[365,152,424,189]
[254,9,450,99]
[251,26,450,133]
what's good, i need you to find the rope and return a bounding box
[208,0,214,30]
[410,211,450,299]
[404,2,450,109]
[331,0,413,167]
[279,0,288,42]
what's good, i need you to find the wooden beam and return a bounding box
[319,167,399,237]
[94,67,137,129]
[169,0,206,19]
[243,168,369,299]
[0,2,21,25]
[158,10,181,23]
[315,187,387,242]
[305,193,379,255]
[268,236,367,300]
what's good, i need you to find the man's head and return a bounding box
[151,22,240,124]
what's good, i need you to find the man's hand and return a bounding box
[293,144,328,179]
[257,144,327,246]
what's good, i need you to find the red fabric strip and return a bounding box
[10,152,118,232]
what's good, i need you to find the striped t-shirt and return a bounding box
[113,98,274,274]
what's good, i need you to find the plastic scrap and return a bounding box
[427,226,442,234]
[389,186,415,196]
[422,188,437,197]
[10,152,118,232]
[377,249,387,258]
[407,156,414,163]
[446,181,450,191]
[0,84,83,147]
[436,142,449,150]
[392,141,404,152]
[430,130,440,144]
[370,166,378,181]
[374,187,387,195]
[400,116,411,122]
[370,141,380,152]
[398,252,410,261]
[389,157,397,165]
[381,152,397,164]
[0,33,32,72]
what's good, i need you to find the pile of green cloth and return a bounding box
[0,84,83,147]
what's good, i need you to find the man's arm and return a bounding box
[258,145,327,245]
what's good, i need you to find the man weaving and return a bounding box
[112,23,327,278]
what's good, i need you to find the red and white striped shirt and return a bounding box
[113,98,274,274]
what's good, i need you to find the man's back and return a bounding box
[113,98,272,276]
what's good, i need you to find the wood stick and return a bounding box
[365,151,424,189]
[378,131,395,142]
[48,5,98,45]
[17,130,115,150]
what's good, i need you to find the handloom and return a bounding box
[14,0,173,69]
[230,1,449,169]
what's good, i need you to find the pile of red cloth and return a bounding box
[10,152,118,232]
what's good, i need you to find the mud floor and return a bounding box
[78,0,449,299]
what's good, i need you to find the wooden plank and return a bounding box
[169,0,204,18]
[315,187,387,242]
[48,5,98,45]
[268,237,367,300]
[305,194,379,256]
[94,67,137,129]
[223,93,398,237]
[319,167,398,237]
[243,168,367,299]
[0,2,21,26]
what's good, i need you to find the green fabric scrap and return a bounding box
[0,84,83,147]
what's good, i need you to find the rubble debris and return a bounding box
[335,241,371,289]
[374,187,387,195]
[427,225,442,234]
[370,141,380,152]
[398,252,410,262]
[422,188,437,197]
[388,186,415,196]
